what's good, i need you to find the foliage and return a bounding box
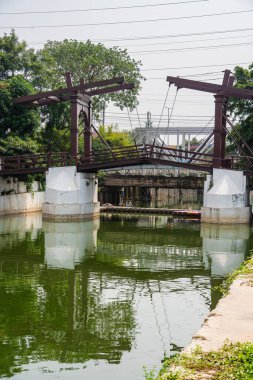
[35,39,143,107]
[227,64,253,153]
[0,135,40,156]
[158,342,253,380]
[34,39,144,135]
[0,32,144,155]
[0,29,37,80]
[0,75,40,138]
[23,174,46,193]
[143,366,157,380]
[93,125,134,153]
[41,102,71,152]
[215,255,253,296]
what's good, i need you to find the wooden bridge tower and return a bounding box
[14,74,134,220]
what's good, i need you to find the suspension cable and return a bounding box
[43,123,69,152]
[159,88,178,151]
[187,116,215,160]
[127,107,138,151]
[225,115,253,156]
[136,107,142,129]
[152,84,171,148]
[222,123,253,167]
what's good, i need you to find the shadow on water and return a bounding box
[0,213,252,380]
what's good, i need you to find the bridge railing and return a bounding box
[0,152,72,174]
[78,144,147,164]
[145,144,214,165]
[228,154,253,171]
[1,146,252,175]
[78,144,215,166]
[76,144,215,171]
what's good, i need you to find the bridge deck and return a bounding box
[0,144,251,176]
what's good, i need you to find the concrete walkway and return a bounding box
[185,277,253,352]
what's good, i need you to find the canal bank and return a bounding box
[157,256,253,380]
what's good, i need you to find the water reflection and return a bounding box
[201,224,250,277]
[44,219,99,269]
[0,214,251,380]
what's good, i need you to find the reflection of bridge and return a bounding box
[0,214,249,279]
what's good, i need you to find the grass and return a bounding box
[216,255,253,296]
[157,341,253,380]
[143,366,157,380]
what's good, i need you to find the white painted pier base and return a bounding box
[42,166,100,220]
[201,168,252,224]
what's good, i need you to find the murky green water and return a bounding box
[0,213,252,380]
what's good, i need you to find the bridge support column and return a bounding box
[201,169,251,224]
[42,166,100,220]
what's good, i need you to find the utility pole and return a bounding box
[102,102,105,126]
[165,107,170,146]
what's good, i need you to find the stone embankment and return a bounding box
[186,276,253,353]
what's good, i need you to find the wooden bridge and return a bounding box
[0,70,253,177]
[0,144,242,176]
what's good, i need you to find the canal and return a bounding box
[0,213,252,379]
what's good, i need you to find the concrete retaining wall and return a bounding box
[0,191,45,215]
[0,177,45,215]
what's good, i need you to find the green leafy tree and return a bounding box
[0,32,144,154]
[92,125,134,154]
[35,39,143,110]
[0,32,41,154]
[0,75,40,141]
[228,64,253,150]
[33,39,144,149]
[0,29,37,80]
[0,135,40,156]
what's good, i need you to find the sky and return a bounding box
[0,0,252,144]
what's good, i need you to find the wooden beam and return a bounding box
[86,83,134,96]
[166,76,253,99]
[14,76,126,105]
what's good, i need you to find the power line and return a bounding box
[92,27,253,42]
[107,112,214,117]
[27,27,253,45]
[130,40,253,54]
[119,33,253,48]
[141,61,251,71]
[0,0,208,15]
[143,70,223,78]
[1,9,252,29]
[147,77,224,80]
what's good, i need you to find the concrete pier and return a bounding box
[42,166,100,220]
[201,168,252,224]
